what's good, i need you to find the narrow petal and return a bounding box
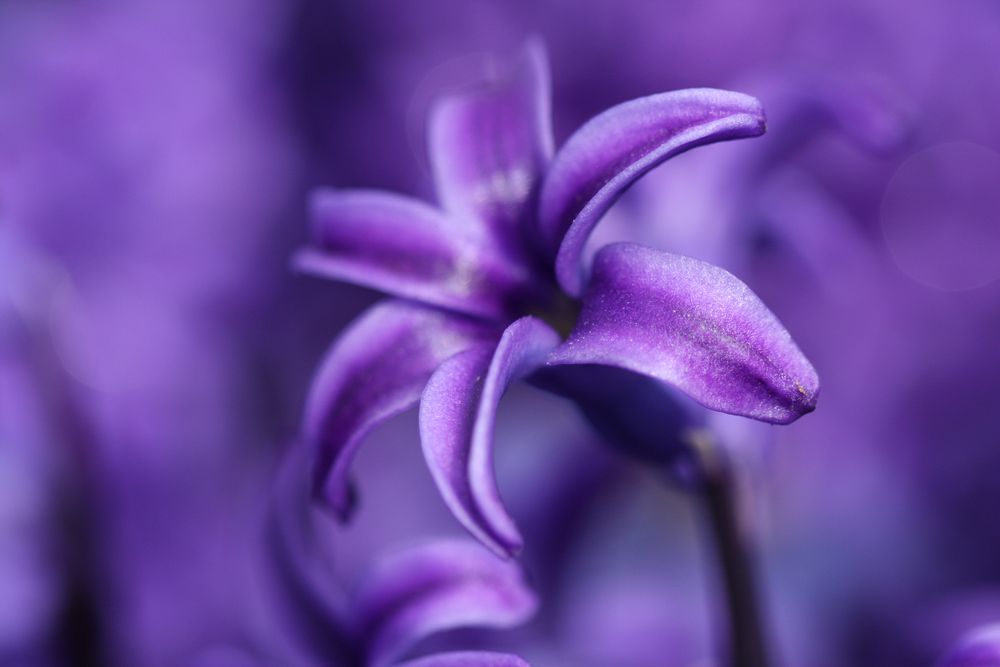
[297,189,536,320]
[420,317,561,556]
[356,540,537,667]
[537,89,766,296]
[429,39,554,257]
[546,243,818,424]
[397,653,531,667]
[304,300,497,516]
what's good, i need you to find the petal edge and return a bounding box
[538,89,766,296]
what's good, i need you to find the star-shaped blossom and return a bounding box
[297,41,819,557]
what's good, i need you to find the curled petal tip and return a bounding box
[303,301,495,523]
[548,243,819,426]
[421,319,559,557]
[539,87,768,296]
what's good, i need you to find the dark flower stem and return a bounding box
[688,431,770,667]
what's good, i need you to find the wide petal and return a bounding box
[296,189,537,320]
[420,317,561,556]
[546,243,819,424]
[537,89,766,296]
[355,540,538,667]
[397,653,531,667]
[429,39,554,258]
[304,300,498,516]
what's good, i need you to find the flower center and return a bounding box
[529,289,580,339]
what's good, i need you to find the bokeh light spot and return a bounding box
[881,141,1000,291]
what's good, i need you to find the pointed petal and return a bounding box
[537,89,766,296]
[546,243,818,424]
[429,40,554,256]
[398,653,531,667]
[304,300,498,516]
[420,317,561,556]
[356,540,537,667]
[297,189,536,320]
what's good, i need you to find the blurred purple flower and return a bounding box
[262,451,536,667]
[298,41,819,557]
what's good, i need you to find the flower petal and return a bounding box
[429,39,554,257]
[264,448,358,665]
[304,300,498,517]
[537,89,766,296]
[397,653,531,667]
[296,189,537,320]
[532,363,705,469]
[356,540,537,667]
[546,243,819,424]
[420,317,561,556]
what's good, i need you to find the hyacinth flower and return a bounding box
[299,39,817,559]
[261,450,536,667]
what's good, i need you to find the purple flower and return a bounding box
[263,451,536,667]
[298,41,819,556]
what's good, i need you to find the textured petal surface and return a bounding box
[538,89,766,295]
[429,40,554,257]
[397,652,531,667]
[296,189,536,319]
[547,243,819,424]
[420,317,561,556]
[356,540,537,667]
[304,300,498,516]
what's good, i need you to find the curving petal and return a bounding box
[429,39,554,257]
[355,540,538,667]
[296,189,536,320]
[546,243,818,424]
[397,653,531,667]
[420,317,561,557]
[304,300,498,517]
[537,89,766,296]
